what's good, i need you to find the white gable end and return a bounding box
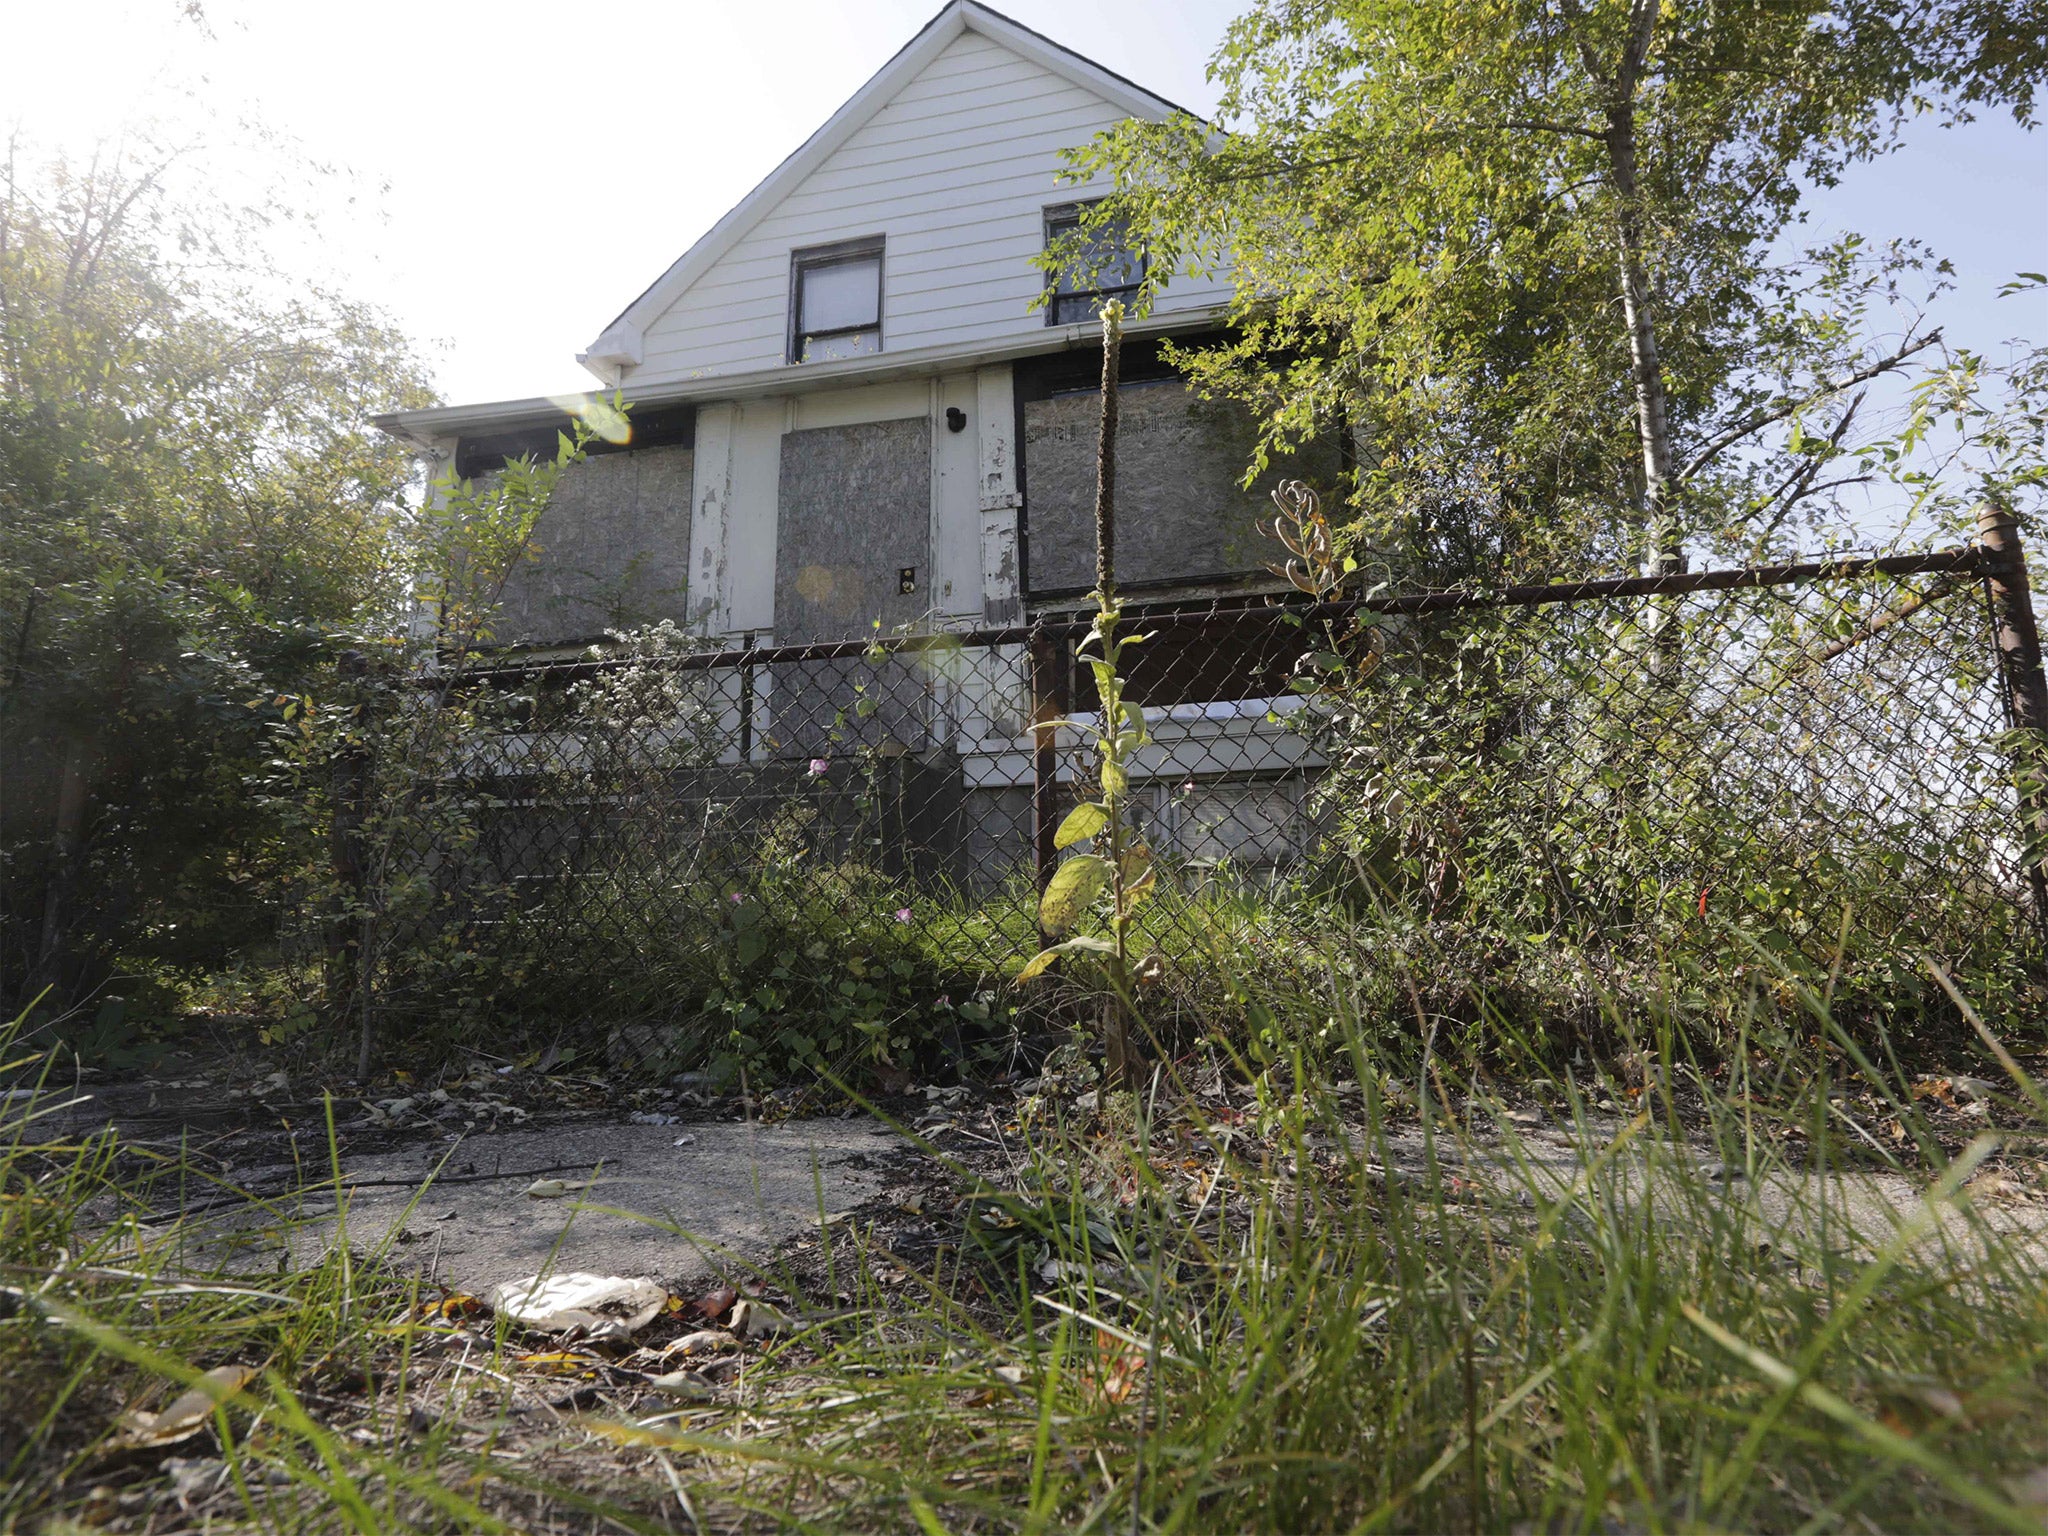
[621,24,1228,389]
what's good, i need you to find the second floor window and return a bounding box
[790,237,883,363]
[1045,202,1144,326]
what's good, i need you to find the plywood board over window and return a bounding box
[1021,377,1338,596]
[770,418,937,759]
[491,445,696,647]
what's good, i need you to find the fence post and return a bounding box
[1977,502,2048,927]
[327,649,373,1019]
[1029,624,1066,945]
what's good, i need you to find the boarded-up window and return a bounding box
[769,418,933,758]
[1021,377,1335,594]
[491,444,696,647]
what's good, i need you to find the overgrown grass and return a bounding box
[612,966,2048,1533]
[5,957,2047,1532]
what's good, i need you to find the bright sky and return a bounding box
[7,0,2046,414]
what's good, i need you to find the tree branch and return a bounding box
[1679,330,1942,483]
[1755,397,1873,541]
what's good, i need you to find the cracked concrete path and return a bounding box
[175,1118,909,1294]
[1360,1112,2048,1264]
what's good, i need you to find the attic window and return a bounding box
[790,237,883,363]
[1045,201,1144,326]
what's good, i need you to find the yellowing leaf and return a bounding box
[1039,855,1112,934]
[1016,934,1116,982]
[1055,802,1110,849]
[1017,947,1062,982]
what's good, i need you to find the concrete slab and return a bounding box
[188,1118,907,1295]
[1363,1116,2048,1265]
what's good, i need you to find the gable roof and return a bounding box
[577,0,1196,381]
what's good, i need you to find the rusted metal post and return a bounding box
[1029,625,1066,944]
[1977,501,2048,928]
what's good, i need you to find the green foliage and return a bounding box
[0,138,435,1017]
[1067,0,2047,580]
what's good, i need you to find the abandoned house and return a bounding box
[376,0,1332,883]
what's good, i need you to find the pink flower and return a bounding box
[729,892,743,904]
[935,994,951,1008]
[808,757,829,775]
[894,907,912,923]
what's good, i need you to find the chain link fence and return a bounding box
[329,519,2047,1075]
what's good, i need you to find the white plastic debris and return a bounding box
[486,1273,668,1341]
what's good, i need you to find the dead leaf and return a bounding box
[662,1329,739,1359]
[1093,1331,1145,1406]
[516,1351,598,1372]
[523,1177,597,1199]
[731,1298,794,1338]
[645,1368,715,1401]
[685,1285,739,1324]
[113,1365,257,1450]
[425,1290,485,1322]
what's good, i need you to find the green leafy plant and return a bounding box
[1017,301,1157,1084]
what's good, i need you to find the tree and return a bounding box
[1069,0,2045,584]
[0,134,436,1016]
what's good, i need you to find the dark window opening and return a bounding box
[454,401,696,480]
[1071,616,1305,712]
[1044,200,1144,327]
[790,237,884,363]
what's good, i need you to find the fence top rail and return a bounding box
[435,545,1994,684]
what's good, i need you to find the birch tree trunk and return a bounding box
[1603,0,1683,578]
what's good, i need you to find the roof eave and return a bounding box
[372,301,1232,443]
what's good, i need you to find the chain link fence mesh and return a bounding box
[333,545,2046,1075]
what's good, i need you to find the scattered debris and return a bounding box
[662,1329,740,1359]
[486,1274,667,1343]
[644,1368,716,1401]
[112,1365,257,1451]
[731,1297,793,1338]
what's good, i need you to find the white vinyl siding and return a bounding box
[633,30,1230,386]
